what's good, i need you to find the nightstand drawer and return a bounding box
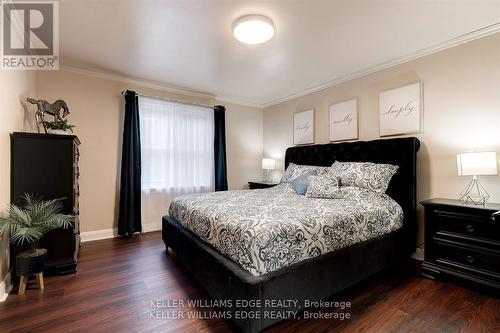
[434,210,500,244]
[421,199,500,291]
[434,240,500,277]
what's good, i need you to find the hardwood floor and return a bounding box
[1,231,499,333]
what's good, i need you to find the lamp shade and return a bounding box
[262,158,276,170]
[457,152,497,176]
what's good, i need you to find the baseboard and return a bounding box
[80,228,118,242]
[80,222,162,243]
[411,247,424,261]
[142,222,162,233]
[0,271,13,302]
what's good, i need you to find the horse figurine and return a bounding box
[27,98,70,133]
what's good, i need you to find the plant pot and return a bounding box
[47,129,68,135]
[16,249,48,277]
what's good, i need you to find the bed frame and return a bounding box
[162,137,420,333]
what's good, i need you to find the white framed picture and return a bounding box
[379,82,423,136]
[293,109,314,145]
[329,99,358,142]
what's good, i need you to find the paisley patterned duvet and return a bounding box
[169,184,403,277]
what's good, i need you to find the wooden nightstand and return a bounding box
[421,198,500,291]
[248,181,278,190]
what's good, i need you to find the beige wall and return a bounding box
[36,70,263,233]
[0,72,37,286]
[225,102,263,190]
[263,33,500,245]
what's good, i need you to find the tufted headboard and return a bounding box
[285,137,420,248]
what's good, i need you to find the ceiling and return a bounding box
[59,0,500,107]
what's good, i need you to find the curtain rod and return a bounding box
[121,90,215,109]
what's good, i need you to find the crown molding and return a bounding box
[215,96,264,109]
[262,23,500,108]
[59,65,215,100]
[59,23,499,109]
[59,65,265,108]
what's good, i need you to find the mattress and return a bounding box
[169,183,403,277]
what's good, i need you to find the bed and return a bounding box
[162,137,420,333]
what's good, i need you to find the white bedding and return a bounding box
[169,183,403,277]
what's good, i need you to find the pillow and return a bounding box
[280,163,330,183]
[290,170,317,195]
[305,175,343,199]
[330,161,399,194]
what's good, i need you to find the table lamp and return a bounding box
[262,158,276,182]
[457,151,497,205]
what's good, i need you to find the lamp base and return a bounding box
[459,176,490,205]
[263,169,272,182]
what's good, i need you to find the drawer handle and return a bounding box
[465,224,475,233]
[465,255,474,264]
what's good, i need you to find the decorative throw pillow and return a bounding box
[290,170,317,195]
[330,161,399,194]
[280,163,330,183]
[305,175,343,199]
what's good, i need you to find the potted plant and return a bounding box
[0,194,74,282]
[43,118,75,135]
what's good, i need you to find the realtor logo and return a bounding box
[1,0,59,69]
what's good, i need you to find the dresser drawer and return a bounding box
[434,240,500,278]
[433,210,500,244]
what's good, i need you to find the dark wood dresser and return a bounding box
[248,181,278,190]
[421,198,500,291]
[11,132,80,275]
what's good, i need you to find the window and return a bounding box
[139,96,214,193]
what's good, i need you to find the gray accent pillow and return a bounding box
[330,161,399,194]
[305,175,343,199]
[290,170,317,195]
[280,163,331,183]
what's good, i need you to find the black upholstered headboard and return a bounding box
[285,137,420,246]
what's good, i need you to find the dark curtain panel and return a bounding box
[118,90,142,236]
[214,105,228,191]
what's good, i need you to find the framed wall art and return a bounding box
[293,109,314,145]
[329,99,358,142]
[379,82,423,136]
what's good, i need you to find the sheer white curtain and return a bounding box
[139,96,214,227]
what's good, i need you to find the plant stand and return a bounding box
[18,273,44,295]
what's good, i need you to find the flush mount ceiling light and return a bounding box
[233,15,274,45]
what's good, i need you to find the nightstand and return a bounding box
[248,181,278,190]
[421,198,500,291]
